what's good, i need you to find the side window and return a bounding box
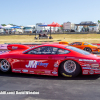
[84,43,88,45]
[70,42,77,45]
[27,47,42,54]
[26,46,58,54]
[41,47,59,54]
[41,47,51,54]
[77,42,82,45]
[72,42,81,45]
[69,43,74,45]
[51,47,58,54]
[57,49,70,54]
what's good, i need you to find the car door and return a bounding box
[20,46,58,74]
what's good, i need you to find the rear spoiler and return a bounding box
[7,44,30,51]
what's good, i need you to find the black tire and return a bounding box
[59,60,81,77]
[0,59,11,72]
[84,47,92,53]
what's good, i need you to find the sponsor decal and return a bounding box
[54,62,59,67]
[82,64,91,67]
[52,71,57,74]
[89,70,94,74]
[45,71,51,74]
[53,68,57,72]
[62,73,72,77]
[83,70,88,74]
[30,71,34,73]
[95,70,100,74]
[82,67,91,69]
[13,69,21,72]
[22,70,28,72]
[54,60,61,67]
[67,57,75,59]
[79,59,96,62]
[91,64,99,68]
[91,67,98,69]
[34,71,44,74]
[25,60,49,68]
[12,46,18,49]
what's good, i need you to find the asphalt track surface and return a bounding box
[0,54,100,100]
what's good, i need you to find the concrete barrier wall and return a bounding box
[0,42,100,50]
[0,32,100,35]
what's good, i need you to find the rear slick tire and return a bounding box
[59,60,81,77]
[84,47,92,53]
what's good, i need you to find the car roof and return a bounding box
[36,44,67,48]
[72,41,82,43]
[23,44,68,54]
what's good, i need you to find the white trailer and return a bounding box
[63,22,75,32]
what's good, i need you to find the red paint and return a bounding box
[0,44,100,76]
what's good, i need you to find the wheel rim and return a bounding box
[64,60,76,73]
[0,60,10,72]
[84,48,91,52]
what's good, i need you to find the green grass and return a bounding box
[0,34,100,44]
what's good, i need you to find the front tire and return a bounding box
[0,59,11,72]
[59,60,81,77]
[84,47,92,53]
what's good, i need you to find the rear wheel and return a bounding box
[0,59,11,72]
[59,60,81,77]
[84,47,92,53]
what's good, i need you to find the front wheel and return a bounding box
[0,59,11,72]
[84,47,92,53]
[59,60,81,77]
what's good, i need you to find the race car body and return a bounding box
[59,41,68,45]
[59,41,100,53]
[0,44,100,77]
[68,42,100,53]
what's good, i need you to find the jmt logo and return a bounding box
[25,60,49,68]
[26,60,38,68]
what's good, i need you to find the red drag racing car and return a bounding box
[0,44,100,77]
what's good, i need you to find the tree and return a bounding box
[60,24,63,30]
[1,24,6,26]
[9,24,14,25]
[98,20,100,23]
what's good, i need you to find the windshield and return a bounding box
[84,42,95,46]
[65,46,90,55]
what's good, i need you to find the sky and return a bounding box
[0,0,100,26]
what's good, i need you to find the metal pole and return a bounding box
[49,27,52,39]
[35,30,37,39]
[50,27,51,37]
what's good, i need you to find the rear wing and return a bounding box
[7,44,30,51]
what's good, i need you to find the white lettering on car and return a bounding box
[26,60,38,68]
[25,60,49,68]
[79,59,96,62]
[12,46,18,49]
[22,70,28,72]
[13,69,21,72]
